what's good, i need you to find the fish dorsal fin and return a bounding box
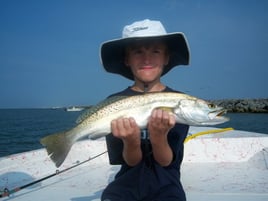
[76,95,129,124]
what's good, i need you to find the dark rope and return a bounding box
[0,151,107,198]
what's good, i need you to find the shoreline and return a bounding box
[209,98,268,113]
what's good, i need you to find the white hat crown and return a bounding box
[122,19,167,38]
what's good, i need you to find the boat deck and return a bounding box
[1,127,268,201]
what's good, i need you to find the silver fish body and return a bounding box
[40,92,229,167]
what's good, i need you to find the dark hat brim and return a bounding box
[100,32,190,80]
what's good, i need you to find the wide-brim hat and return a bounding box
[100,19,190,80]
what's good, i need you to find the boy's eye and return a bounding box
[133,49,143,54]
[153,49,161,53]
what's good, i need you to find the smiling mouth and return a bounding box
[141,65,154,70]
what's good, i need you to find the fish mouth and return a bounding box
[209,108,229,123]
[216,109,227,117]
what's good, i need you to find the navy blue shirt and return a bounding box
[101,87,189,201]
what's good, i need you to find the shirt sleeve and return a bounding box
[166,123,189,168]
[105,134,125,165]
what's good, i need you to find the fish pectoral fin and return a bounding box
[154,106,174,113]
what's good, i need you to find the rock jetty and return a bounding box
[209,99,268,113]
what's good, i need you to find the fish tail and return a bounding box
[40,131,73,168]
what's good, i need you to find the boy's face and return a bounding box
[125,40,169,83]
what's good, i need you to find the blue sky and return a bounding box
[0,0,267,108]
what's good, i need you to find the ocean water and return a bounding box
[0,109,79,158]
[0,109,267,158]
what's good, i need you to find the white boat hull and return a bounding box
[1,127,268,201]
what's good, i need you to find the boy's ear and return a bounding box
[165,55,170,65]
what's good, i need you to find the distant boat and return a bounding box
[65,106,84,112]
[51,106,62,110]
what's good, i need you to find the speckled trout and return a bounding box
[40,92,229,167]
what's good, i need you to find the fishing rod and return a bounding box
[0,151,107,198]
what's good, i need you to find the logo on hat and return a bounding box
[133,26,149,32]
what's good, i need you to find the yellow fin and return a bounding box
[154,106,174,113]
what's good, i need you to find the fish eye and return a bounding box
[208,103,215,108]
